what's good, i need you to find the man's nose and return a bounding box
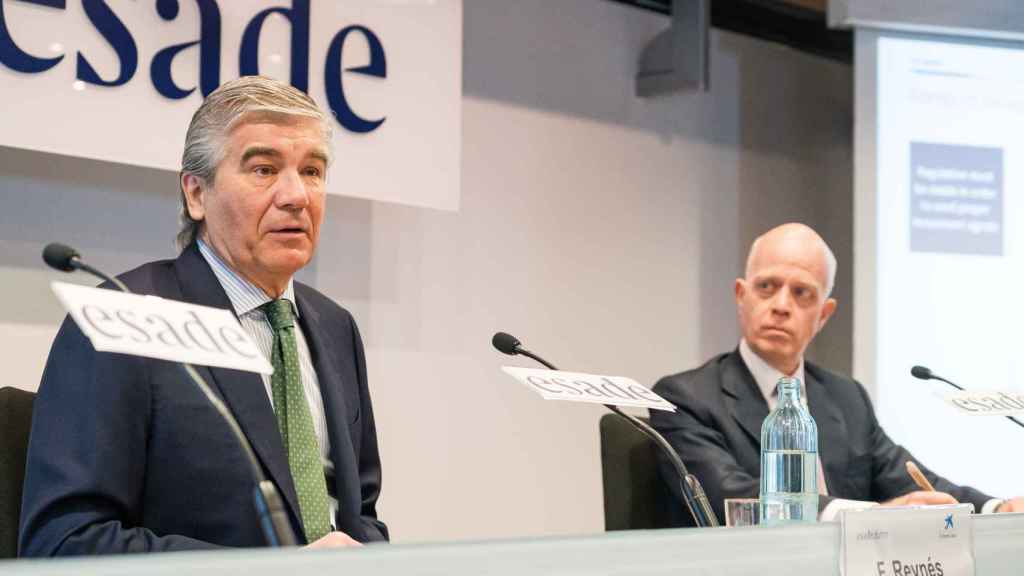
[274,170,310,209]
[770,289,792,316]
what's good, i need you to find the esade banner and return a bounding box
[0,0,461,210]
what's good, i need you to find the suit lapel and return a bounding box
[294,289,364,540]
[805,367,848,492]
[721,351,769,445]
[171,245,303,533]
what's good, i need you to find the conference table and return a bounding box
[3,513,1023,575]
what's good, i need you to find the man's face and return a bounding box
[183,116,328,295]
[735,234,836,374]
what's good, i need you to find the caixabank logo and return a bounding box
[0,0,386,133]
[938,512,959,540]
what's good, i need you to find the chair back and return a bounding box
[0,387,35,558]
[599,412,673,530]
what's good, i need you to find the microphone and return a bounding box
[909,365,931,381]
[43,242,130,292]
[491,331,719,528]
[491,332,520,355]
[42,243,80,272]
[911,365,1024,431]
[42,243,296,547]
[910,365,960,388]
[492,331,561,373]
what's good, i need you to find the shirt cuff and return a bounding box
[981,498,1004,514]
[820,498,879,522]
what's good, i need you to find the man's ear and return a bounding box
[181,172,206,222]
[817,297,838,331]
[734,278,746,305]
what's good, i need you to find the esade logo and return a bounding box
[0,0,386,133]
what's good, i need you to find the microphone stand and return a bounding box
[516,347,719,527]
[52,250,297,547]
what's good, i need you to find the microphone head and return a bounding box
[910,365,933,380]
[492,332,522,356]
[42,243,81,272]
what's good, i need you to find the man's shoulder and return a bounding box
[653,352,737,395]
[805,360,868,400]
[109,256,180,297]
[294,281,356,325]
[804,360,852,384]
[47,257,180,369]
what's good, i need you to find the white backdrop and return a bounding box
[0,0,461,210]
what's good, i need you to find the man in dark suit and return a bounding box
[651,223,1024,526]
[20,76,386,555]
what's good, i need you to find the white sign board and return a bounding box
[51,282,272,375]
[943,390,1024,417]
[841,505,975,576]
[0,0,461,211]
[501,367,677,412]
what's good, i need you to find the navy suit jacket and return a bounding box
[19,244,387,555]
[650,351,992,527]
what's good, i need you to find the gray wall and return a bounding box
[0,0,852,543]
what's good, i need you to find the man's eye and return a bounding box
[793,287,816,303]
[253,165,275,176]
[302,167,323,178]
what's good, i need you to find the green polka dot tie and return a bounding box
[263,299,331,542]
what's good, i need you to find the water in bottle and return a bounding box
[760,376,819,526]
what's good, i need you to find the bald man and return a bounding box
[650,223,1024,526]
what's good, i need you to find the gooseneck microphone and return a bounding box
[43,242,130,292]
[41,243,80,271]
[42,242,297,547]
[911,365,1024,431]
[491,331,720,527]
[492,332,554,372]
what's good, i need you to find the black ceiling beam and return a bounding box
[610,0,852,63]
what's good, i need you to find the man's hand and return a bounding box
[305,531,363,549]
[882,491,958,507]
[996,497,1024,513]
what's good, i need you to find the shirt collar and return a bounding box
[738,338,805,403]
[197,239,298,318]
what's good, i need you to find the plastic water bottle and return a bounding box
[760,376,819,526]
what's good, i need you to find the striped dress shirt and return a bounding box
[197,240,338,527]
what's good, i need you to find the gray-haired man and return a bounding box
[21,76,387,555]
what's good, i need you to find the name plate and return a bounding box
[841,505,975,576]
[501,367,676,412]
[944,390,1024,417]
[52,282,273,375]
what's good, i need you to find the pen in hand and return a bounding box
[905,460,936,492]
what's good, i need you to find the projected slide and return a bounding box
[909,142,1002,256]
[869,35,1024,497]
